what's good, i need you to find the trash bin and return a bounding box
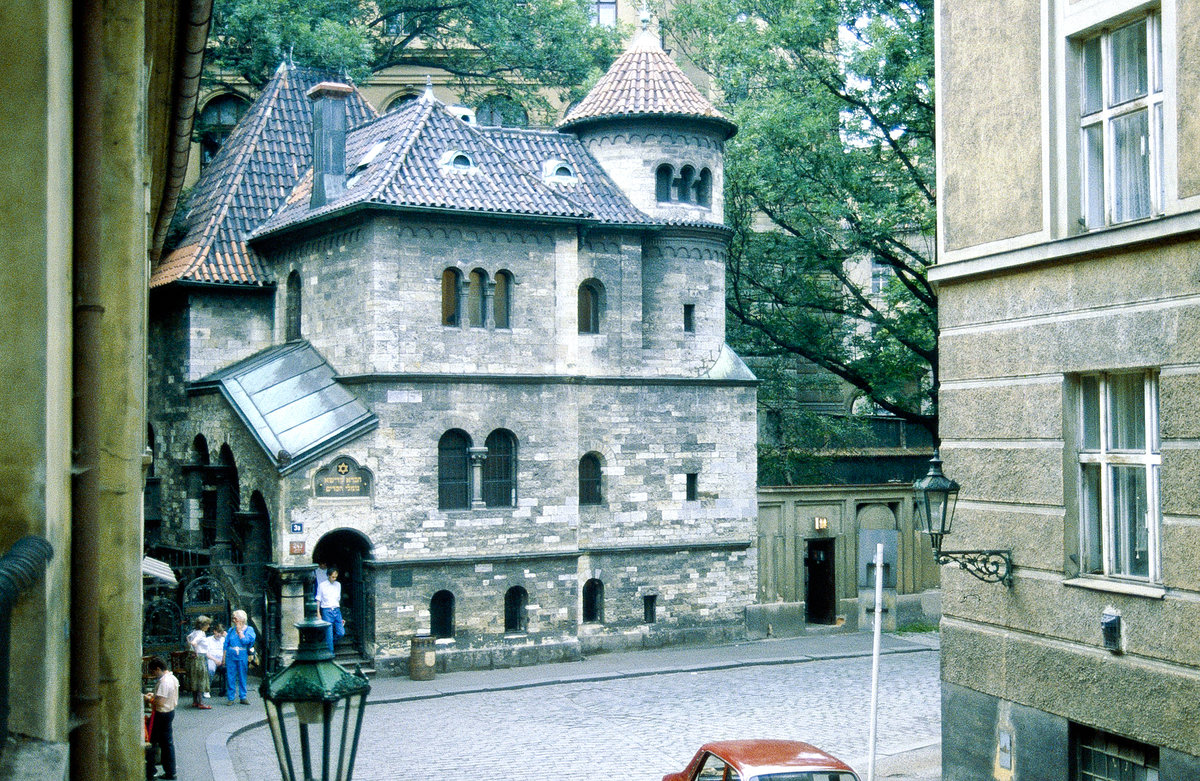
[409,635,436,681]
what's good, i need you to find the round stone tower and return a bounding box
[558,24,737,226]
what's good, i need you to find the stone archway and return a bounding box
[313,529,374,656]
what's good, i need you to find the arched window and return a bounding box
[504,586,528,633]
[451,152,473,169]
[695,168,713,207]
[285,270,302,341]
[438,430,471,509]
[385,93,419,113]
[578,279,603,334]
[656,164,673,202]
[493,270,512,329]
[467,269,488,328]
[579,452,602,505]
[441,268,462,326]
[430,590,455,639]
[582,578,604,623]
[476,95,528,128]
[192,434,210,465]
[483,429,516,507]
[676,165,696,203]
[198,94,249,167]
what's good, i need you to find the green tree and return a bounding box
[209,0,622,113]
[665,0,937,439]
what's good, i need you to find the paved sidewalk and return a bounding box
[172,629,941,780]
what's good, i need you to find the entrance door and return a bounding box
[313,530,372,656]
[805,538,836,624]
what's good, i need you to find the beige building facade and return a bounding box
[935,0,1200,777]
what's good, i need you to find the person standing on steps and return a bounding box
[317,567,345,654]
[224,609,256,704]
[145,656,179,779]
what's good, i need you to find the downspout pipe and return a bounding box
[71,1,104,778]
[0,536,53,762]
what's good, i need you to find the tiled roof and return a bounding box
[255,93,659,237]
[150,64,376,288]
[558,28,735,136]
[196,341,378,474]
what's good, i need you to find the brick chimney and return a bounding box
[307,82,354,208]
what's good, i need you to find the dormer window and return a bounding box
[440,150,477,172]
[542,158,577,184]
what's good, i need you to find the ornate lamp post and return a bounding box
[914,451,1013,587]
[260,599,371,781]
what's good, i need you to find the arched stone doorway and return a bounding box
[313,529,373,656]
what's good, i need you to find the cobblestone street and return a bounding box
[227,644,939,779]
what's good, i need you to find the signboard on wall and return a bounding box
[313,456,372,498]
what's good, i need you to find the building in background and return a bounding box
[934,0,1200,776]
[0,0,208,777]
[147,27,758,673]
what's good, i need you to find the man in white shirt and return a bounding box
[144,656,179,779]
[316,567,345,653]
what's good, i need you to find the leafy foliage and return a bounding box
[208,0,622,116]
[665,0,937,439]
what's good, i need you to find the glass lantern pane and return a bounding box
[1109,19,1148,106]
[1080,376,1100,450]
[1081,463,1103,574]
[1108,374,1146,450]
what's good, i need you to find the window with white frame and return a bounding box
[1079,13,1164,229]
[1077,372,1160,581]
[591,0,617,27]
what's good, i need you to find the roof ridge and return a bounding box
[363,99,440,203]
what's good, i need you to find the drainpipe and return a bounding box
[70,2,103,778]
[0,536,53,762]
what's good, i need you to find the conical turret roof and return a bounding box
[558,27,735,137]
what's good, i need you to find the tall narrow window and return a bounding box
[493,270,512,329]
[675,165,695,203]
[285,270,302,341]
[1077,372,1159,581]
[579,452,603,505]
[430,590,455,639]
[441,268,462,326]
[694,168,712,207]
[656,164,674,202]
[578,279,603,334]
[438,430,471,509]
[483,429,516,507]
[504,586,528,633]
[683,304,695,333]
[582,579,604,623]
[1079,14,1163,229]
[467,269,488,328]
[686,472,699,501]
[643,594,657,624]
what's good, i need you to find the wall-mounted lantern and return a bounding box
[914,451,1013,587]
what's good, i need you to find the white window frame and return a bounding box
[1078,12,1164,230]
[1077,371,1161,583]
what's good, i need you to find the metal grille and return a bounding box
[483,430,515,507]
[438,430,470,509]
[1077,726,1158,781]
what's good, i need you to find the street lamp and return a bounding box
[260,598,371,781]
[914,451,1013,587]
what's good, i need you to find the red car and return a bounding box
[664,740,861,781]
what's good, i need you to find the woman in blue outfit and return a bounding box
[224,609,256,704]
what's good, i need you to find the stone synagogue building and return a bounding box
[146,30,758,672]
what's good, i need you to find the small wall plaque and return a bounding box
[290,522,303,534]
[314,456,373,497]
[289,541,306,555]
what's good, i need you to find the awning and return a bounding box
[141,556,178,585]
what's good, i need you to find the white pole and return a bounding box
[866,542,884,781]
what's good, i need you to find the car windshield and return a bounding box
[751,774,860,781]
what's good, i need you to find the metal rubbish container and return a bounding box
[409,635,436,680]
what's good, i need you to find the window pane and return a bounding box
[1111,110,1150,223]
[1109,20,1148,106]
[1081,463,1103,574]
[468,271,485,328]
[1083,123,1105,228]
[1152,15,1162,93]
[1082,36,1103,115]
[1111,465,1149,578]
[1081,376,1101,450]
[1108,374,1145,450]
[1154,102,1164,212]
